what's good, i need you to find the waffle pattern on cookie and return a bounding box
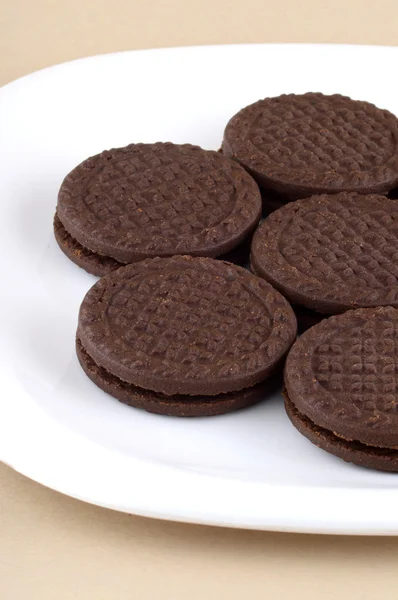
[251,192,398,312]
[285,307,398,447]
[223,93,398,194]
[78,256,297,395]
[58,143,261,262]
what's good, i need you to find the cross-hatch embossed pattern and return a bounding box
[105,268,272,367]
[82,151,235,236]
[226,93,398,188]
[313,317,398,429]
[252,193,398,309]
[279,197,398,298]
[79,257,296,393]
[59,143,257,253]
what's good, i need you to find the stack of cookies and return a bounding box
[54,92,398,472]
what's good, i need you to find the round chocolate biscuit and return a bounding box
[55,212,252,273]
[251,192,398,314]
[284,308,398,463]
[77,338,276,417]
[77,255,297,398]
[56,142,261,275]
[284,392,398,472]
[223,93,398,198]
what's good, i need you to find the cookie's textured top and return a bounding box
[251,193,398,313]
[223,93,398,196]
[57,143,261,263]
[78,256,297,396]
[285,307,398,448]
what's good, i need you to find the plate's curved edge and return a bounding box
[2,403,398,537]
[4,456,398,535]
[1,43,398,92]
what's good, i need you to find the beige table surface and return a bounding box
[2,1,398,598]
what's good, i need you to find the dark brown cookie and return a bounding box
[55,212,252,272]
[251,192,398,314]
[284,307,398,470]
[77,338,276,417]
[284,392,398,472]
[223,93,398,198]
[77,256,297,414]
[55,142,261,276]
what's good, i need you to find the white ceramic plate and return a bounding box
[2,44,398,535]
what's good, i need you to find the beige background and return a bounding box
[2,1,398,598]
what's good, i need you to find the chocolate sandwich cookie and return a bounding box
[223,93,398,199]
[77,255,297,416]
[251,192,398,316]
[284,307,398,471]
[55,142,261,276]
[54,212,252,270]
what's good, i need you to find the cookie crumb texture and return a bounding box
[78,256,297,400]
[223,93,398,197]
[56,142,261,273]
[284,307,398,470]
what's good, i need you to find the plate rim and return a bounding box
[2,41,398,91]
[3,42,398,535]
